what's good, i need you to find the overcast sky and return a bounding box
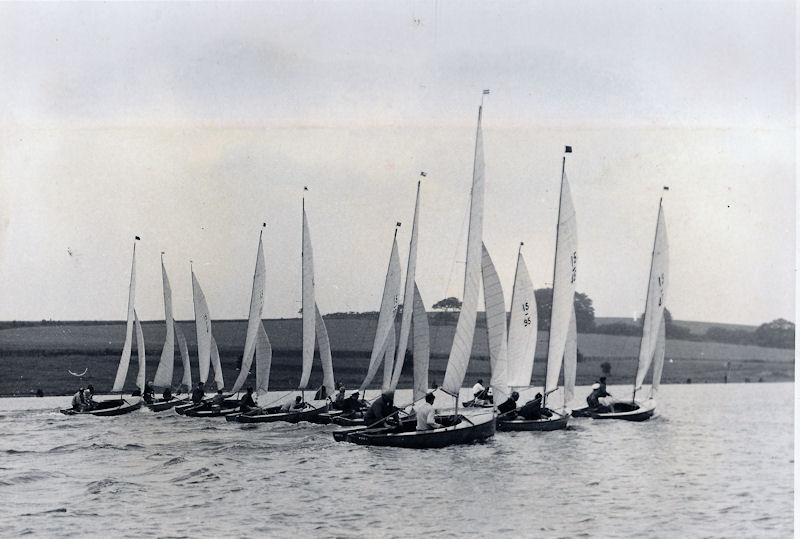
[0,1,794,326]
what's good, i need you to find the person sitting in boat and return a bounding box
[162,387,173,402]
[239,387,256,413]
[497,391,519,416]
[281,396,306,412]
[485,386,494,404]
[586,377,612,409]
[364,391,398,428]
[314,385,328,400]
[415,392,442,431]
[339,392,365,416]
[331,386,347,410]
[143,381,155,404]
[472,379,489,402]
[517,393,550,420]
[211,389,225,411]
[71,387,87,412]
[191,382,205,404]
[84,385,96,410]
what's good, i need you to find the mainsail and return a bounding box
[544,159,577,397]
[314,303,335,398]
[411,283,430,402]
[112,242,136,392]
[299,204,315,390]
[480,243,509,407]
[360,234,401,391]
[392,182,421,389]
[506,249,537,388]
[442,105,486,396]
[175,321,192,390]
[635,201,669,393]
[231,233,266,393]
[381,323,397,392]
[649,315,666,399]
[153,255,175,389]
[134,310,146,392]
[563,306,577,407]
[191,269,212,384]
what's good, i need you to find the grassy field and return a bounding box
[0,316,793,396]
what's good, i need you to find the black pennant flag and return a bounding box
[565,146,572,153]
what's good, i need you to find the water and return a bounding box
[0,383,792,537]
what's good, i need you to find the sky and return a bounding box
[0,1,795,326]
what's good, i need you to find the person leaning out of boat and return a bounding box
[143,381,155,404]
[364,391,398,428]
[415,392,442,431]
[497,391,519,416]
[239,387,256,413]
[191,382,205,404]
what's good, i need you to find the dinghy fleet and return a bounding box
[61,97,670,448]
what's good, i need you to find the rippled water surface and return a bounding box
[0,383,793,537]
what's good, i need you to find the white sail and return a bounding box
[392,182,421,389]
[649,314,666,399]
[635,202,668,392]
[175,321,192,391]
[481,243,509,408]
[544,165,577,396]
[506,250,537,388]
[112,243,136,392]
[191,269,212,384]
[314,302,335,398]
[442,106,485,396]
[299,205,315,390]
[411,282,430,402]
[210,334,224,390]
[231,234,266,393]
[381,323,396,392]
[153,257,175,389]
[360,236,402,390]
[563,305,577,407]
[255,321,272,402]
[134,310,146,392]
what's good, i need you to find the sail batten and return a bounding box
[231,235,266,393]
[480,243,509,407]
[442,106,485,396]
[411,283,430,402]
[506,251,537,388]
[544,166,577,395]
[153,258,175,389]
[635,203,669,392]
[360,237,402,390]
[112,244,136,392]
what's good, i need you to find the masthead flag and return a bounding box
[663,186,670,191]
[420,171,427,177]
[565,146,572,153]
[396,222,402,227]
[483,89,490,95]
[303,186,308,191]
[135,236,141,240]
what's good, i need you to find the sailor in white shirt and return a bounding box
[472,379,486,399]
[415,393,441,431]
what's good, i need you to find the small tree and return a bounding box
[433,297,462,312]
[600,361,612,375]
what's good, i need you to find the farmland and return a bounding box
[0,316,793,397]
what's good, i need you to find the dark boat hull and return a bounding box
[340,413,495,448]
[147,397,189,412]
[61,397,143,417]
[176,400,240,418]
[231,404,328,424]
[591,400,655,422]
[497,411,570,431]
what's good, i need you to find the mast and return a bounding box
[633,197,664,403]
[542,155,567,410]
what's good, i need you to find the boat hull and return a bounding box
[231,404,328,424]
[61,397,143,417]
[176,400,240,418]
[340,413,495,449]
[591,400,655,422]
[147,397,189,412]
[497,411,570,431]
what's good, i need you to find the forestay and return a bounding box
[442,106,485,397]
[544,165,577,396]
[506,250,537,388]
[153,256,175,389]
[112,243,136,392]
[480,243,509,407]
[635,202,669,392]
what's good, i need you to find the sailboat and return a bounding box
[177,264,236,417]
[148,254,192,411]
[341,105,495,448]
[234,198,334,424]
[62,238,144,416]
[498,149,578,431]
[592,195,668,421]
